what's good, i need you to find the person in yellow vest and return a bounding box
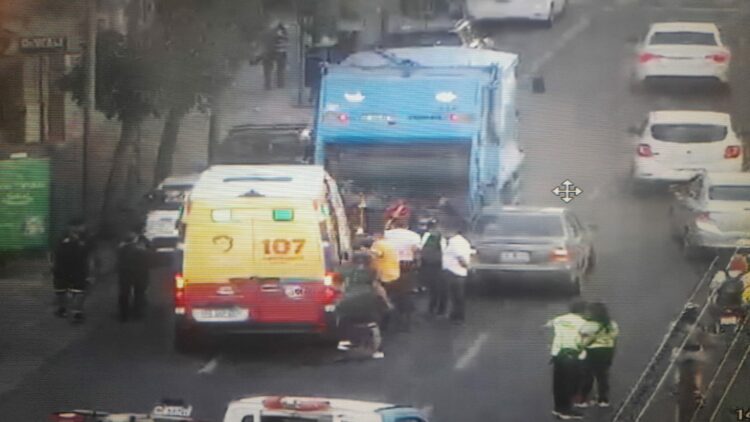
[576,302,619,409]
[361,232,399,334]
[545,300,588,420]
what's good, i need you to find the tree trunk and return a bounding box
[207,97,223,166]
[153,107,185,187]
[100,113,140,235]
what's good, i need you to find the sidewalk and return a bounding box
[0,242,119,397]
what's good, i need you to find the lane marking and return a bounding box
[454,333,490,370]
[197,356,220,374]
[644,6,740,12]
[528,16,592,74]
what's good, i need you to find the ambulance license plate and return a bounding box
[192,308,248,322]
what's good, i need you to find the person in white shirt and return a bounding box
[384,219,422,330]
[441,224,472,323]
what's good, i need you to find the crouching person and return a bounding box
[334,245,393,360]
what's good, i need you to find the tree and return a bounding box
[150,0,264,185]
[60,29,161,230]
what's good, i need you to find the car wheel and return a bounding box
[544,7,555,28]
[586,248,596,274]
[682,230,702,260]
[567,275,581,296]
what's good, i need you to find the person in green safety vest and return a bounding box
[576,302,619,409]
[545,300,588,420]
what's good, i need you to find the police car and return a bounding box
[51,400,203,422]
[222,396,430,422]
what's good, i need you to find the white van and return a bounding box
[144,173,199,253]
[465,0,567,27]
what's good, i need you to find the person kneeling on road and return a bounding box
[335,244,393,360]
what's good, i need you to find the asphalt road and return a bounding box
[2,0,749,420]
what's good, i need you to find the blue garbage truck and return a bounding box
[313,46,525,233]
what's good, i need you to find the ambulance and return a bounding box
[174,165,352,351]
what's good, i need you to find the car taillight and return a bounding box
[637,144,653,157]
[175,273,186,308]
[551,248,569,263]
[706,53,729,63]
[324,286,342,304]
[696,212,711,222]
[725,145,741,159]
[638,52,661,63]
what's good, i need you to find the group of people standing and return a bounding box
[335,206,473,360]
[546,300,620,420]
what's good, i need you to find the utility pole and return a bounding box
[82,0,96,219]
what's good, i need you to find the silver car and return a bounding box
[468,207,596,294]
[669,172,750,258]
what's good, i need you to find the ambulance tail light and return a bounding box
[324,285,342,305]
[175,273,187,309]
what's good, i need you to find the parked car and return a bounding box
[464,0,567,28]
[143,173,199,253]
[468,207,595,294]
[669,172,750,258]
[222,396,430,422]
[380,20,494,50]
[633,22,731,87]
[630,111,743,189]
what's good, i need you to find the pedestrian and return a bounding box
[441,222,472,323]
[335,247,391,360]
[420,219,446,315]
[545,300,588,420]
[361,231,400,332]
[384,219,421,330]
[51,219,93,324]
[262,22,289,90]
[117,227,152,322]
[576,302,619,409]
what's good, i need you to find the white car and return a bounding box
[465,0,567,27]
[631,111,743,185]
[669,172,750,257]
[222,396,429,422]
[143,173,199,253]
[634,22,731,85]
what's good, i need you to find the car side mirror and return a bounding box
[532,76,546,94]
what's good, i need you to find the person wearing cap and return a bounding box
[117,226,153,322]
[51,219,94,324]
[545,300,588,420]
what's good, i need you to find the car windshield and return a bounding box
[476,214,564,237]
[709,185,750,201]
[384,32,462,47]
[650,124,727,143]
[649,31,717,45]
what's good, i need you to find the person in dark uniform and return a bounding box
[117,227,152,322]
[52,219,93,324]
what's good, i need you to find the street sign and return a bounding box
[19,36,66,53]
